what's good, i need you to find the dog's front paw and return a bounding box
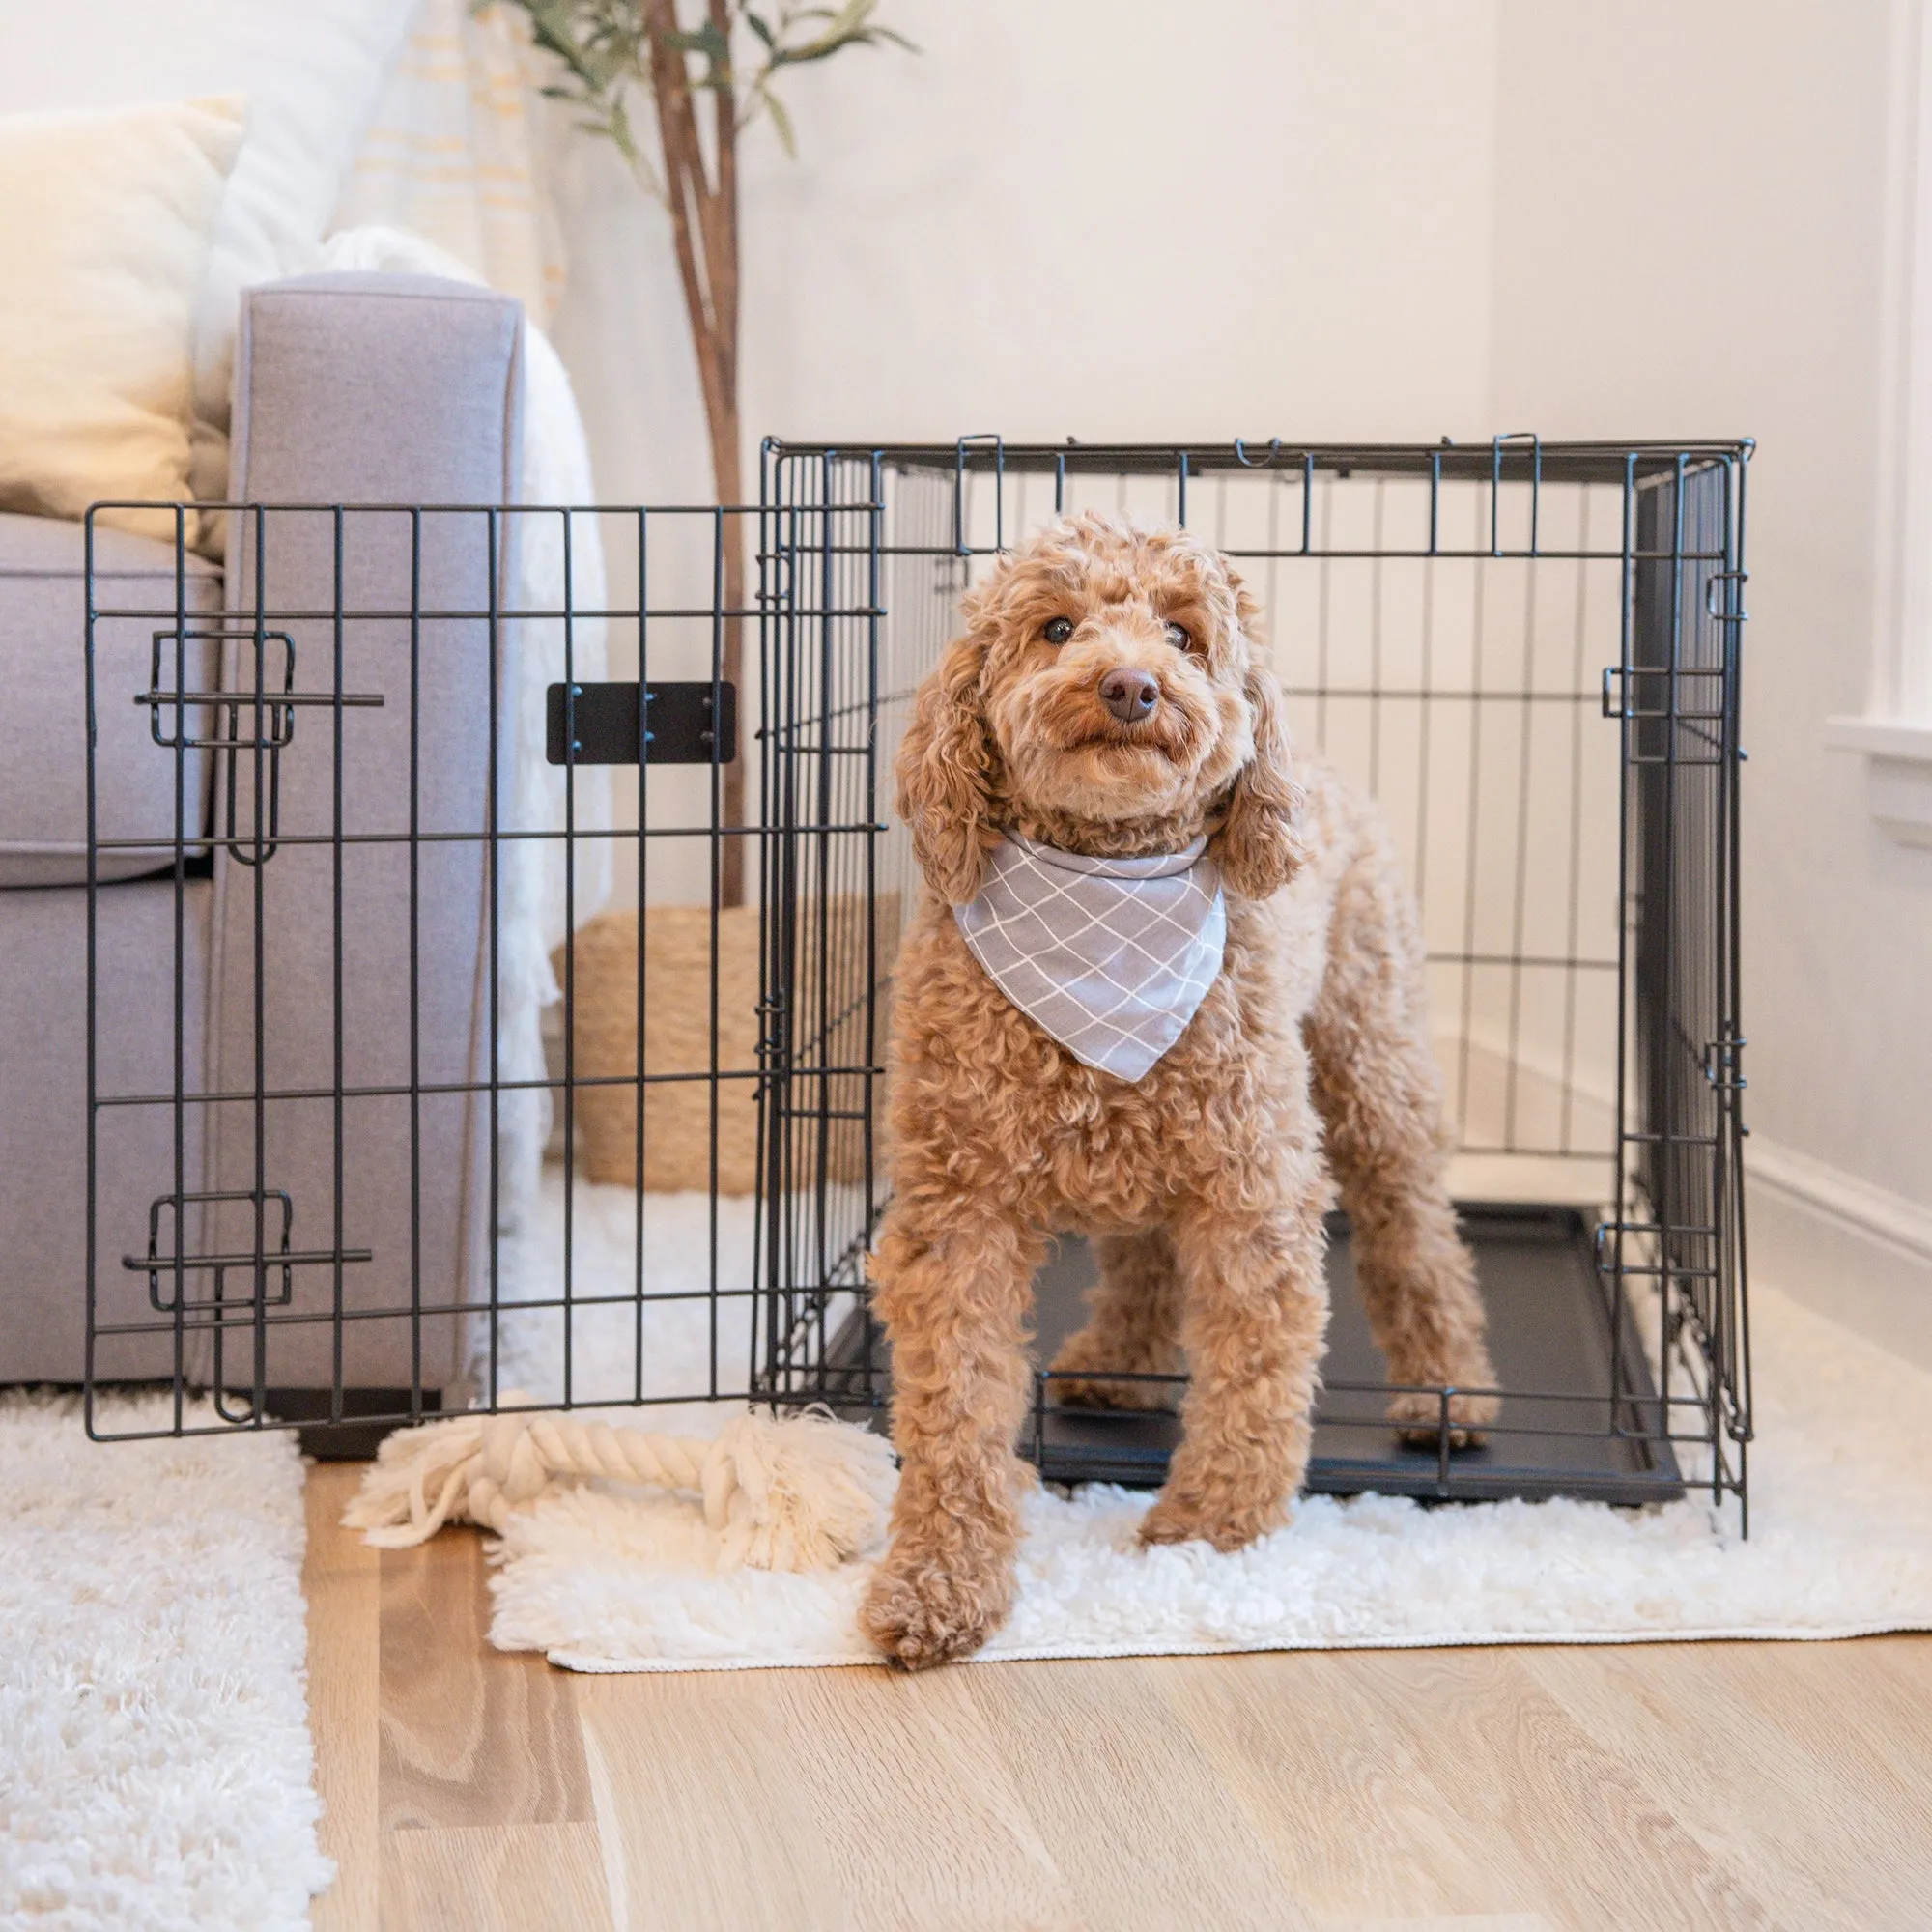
[1387,1384,1501,1451]
[861,1542,1015,1670]
[1138,1484,1291,1554]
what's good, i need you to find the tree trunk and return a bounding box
[708,399,746,911]
[706,0,745,910]
[644,0,747,906]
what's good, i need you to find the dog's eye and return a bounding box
[1164,621,1192,651]
[1043,616,1074,645]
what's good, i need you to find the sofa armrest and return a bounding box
[206,273,525,1399]
[229,272,524,506]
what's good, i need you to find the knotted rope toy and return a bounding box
[342,1397,897,1572]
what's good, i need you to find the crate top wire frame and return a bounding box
[757,435,1753,1525]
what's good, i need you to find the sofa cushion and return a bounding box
[0,876,211,1385]
[0,511,221,888]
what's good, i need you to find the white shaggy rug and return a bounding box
[0,1393,328,1931]
[484,1176,1932,1672]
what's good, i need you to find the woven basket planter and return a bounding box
[563,895,899,1197]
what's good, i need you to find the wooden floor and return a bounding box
[304,1463,1932,1932]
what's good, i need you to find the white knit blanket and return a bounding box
[483,1172,1932,1672]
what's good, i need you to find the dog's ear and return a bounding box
[895,628,997,905]
[1212,649,1306,901]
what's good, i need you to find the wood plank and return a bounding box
[1525,1639,1932,1931]
[1315,1918,1552,1932]
[301,1453,1932,1932]
[1152,1650,1541,1925]
[1341,1648,1775,1932]
[378,1524,595,1833]
[773,1665,1080,1932]
[1842,1634,1932,1775]
[576,1669,846,1932]
[305,1461,382,1932]
[576,1663,1080,1932]
[966,1657,1313,1932]
[381,1821,614,1932]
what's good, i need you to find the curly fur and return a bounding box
[863,512,1497,1668]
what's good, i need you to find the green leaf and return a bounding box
[769,0,874,63]
[497,0,913,180]
[666,22,730,62]
[763,86,798,157]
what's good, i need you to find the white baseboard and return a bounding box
[1745,1135,1932,1370]
[1429,1029,1932,1366]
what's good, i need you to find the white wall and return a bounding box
[540,0,1932,1353]
[1489,0,1932,1358]
[544,0,1504,906]
[547,0,1501,502]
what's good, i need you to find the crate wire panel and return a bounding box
[1625,464,1751,1460]
[755,438,1752,1522]
[755,458,894,1399]
[85,502,503,1436]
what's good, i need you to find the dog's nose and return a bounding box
[1098,667,1160,724]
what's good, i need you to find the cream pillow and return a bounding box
[0,97,245,542]
[0,1,418,497]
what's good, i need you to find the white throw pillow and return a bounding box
[0,0,418,488]
[0,98,245,544]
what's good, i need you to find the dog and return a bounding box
[861,510,1497,1668]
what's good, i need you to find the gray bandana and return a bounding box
[954,832,1227,1081]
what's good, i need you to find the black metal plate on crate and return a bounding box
[545,680,736,765]
[822,1203,1683,1508]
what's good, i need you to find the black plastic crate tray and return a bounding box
[827,1203,1684,1509]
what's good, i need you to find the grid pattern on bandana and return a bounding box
[955,836,1227,1081]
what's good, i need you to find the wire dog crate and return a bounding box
[81,436,1751,1526]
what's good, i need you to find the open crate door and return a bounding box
[83,501,760,1446]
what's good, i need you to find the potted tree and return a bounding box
[500,0,912,906]
[501,0,912,1194]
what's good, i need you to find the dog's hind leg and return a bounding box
[859,1202,1044,1668]
[1046,1228,1185,1411]
[1304,817,1499,1446]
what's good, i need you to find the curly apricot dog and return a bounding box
[861,511,1498,1668]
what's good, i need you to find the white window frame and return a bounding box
[1830,0,1932,840]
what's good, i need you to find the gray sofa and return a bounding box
[0,272,525,1417]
